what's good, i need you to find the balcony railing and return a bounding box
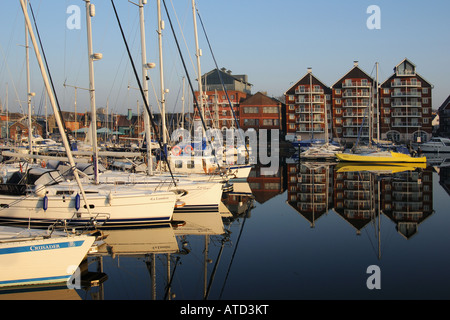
[295,88,324,94]
[392,122,422,127]
[391,91,421,98]
[342,81,371,88]
[391,102,422,108]
[392,112,422,117]
[391,80,421,88]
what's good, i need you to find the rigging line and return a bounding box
[169,0,197,79]
[0,44,24,114]
[218,207,250,299]
[28,2,71,144]
[161,0,222,170]
[196,8,249,155]
[110,0,177,186]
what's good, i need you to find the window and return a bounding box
[423,98,429,104]
[187,160,195,169]
[384,98,390,104]
[175,160,183,168]
[244,107,259,113]
[263,106,278,113]
[384,88,390,94]
[336,99,341,104]
[335,89,341,95]
[289,105,295,110]
[422,88,428,94]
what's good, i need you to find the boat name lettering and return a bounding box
[30,243,61,251]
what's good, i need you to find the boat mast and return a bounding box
[85,0,100,184]
[138,0,154,175]
[376,62,380,142]
[19,0,92,216]
[192,0,205,136]
[157,0,167,146]
[24,7,33,156]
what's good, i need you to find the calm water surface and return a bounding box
[74,154,450,301]
[3,154,449,302]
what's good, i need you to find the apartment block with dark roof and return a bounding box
[331,61,375,145]
[284,68,332,142]
[379,58,433,143]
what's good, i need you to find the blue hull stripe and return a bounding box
[0,275,70,286]
[0,240,85,255]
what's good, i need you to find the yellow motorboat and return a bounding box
[335,151,426,163]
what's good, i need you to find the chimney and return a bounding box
[353,61,359,67]
[307,67,312,73]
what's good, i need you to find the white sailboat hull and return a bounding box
[0,229,95,287]
[0,185,176,228]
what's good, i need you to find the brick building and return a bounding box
[379,58,433,143]
[194,68,251,130]
[285,68,332,142]
[239,92,285,132]
[331,61,375,145]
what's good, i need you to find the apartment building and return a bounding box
[284,68,332,142]
[379,58,433,143]
[331,61,375,145]
[194,68,251,130]
[239,92,285,132]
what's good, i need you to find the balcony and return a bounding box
[343,91,371,98]
[392,112,422,118]
[342,81,371,88]
[343,112,367,118]
[295,98,325,104]
[295,88,324,94]
[391,102,422,108]
[391,91,421,98]
[392,122,422,127]
[391,80,421,88]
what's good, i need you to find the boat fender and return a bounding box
[41,160,46,168]
[75,193,81,211]
[43,195,48,211]
[107,192,113,206]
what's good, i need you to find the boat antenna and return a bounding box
[110,0,177,186]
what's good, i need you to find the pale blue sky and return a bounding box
[0,0,449,116]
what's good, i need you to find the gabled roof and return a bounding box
[394,58,416,74]
[240,92,281,106]
[284,70,331,95]
[438,95,450,112]
[202,68,252,86]
[380,58,433,87]
[331,63,374,89]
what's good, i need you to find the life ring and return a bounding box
[41,160,46,168]
[184,145,193,155]
[172,145,181,156]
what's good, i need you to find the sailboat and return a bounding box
[335,63,426,164]
[0,0,178,229]
[153,0,252,180]
[0,225,97,287]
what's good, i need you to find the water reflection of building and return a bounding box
[283,156,435,239]
[382,168,434,239]
[334,169,377,234]
[248,163,285,204]
[286,162,334,227]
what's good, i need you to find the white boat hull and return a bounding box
[0,230,95,287]
[0,185,176,228]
